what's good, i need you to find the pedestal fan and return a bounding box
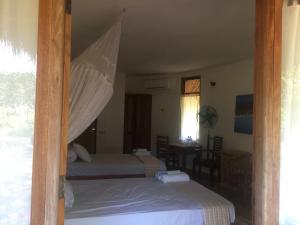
[199,105,218,150]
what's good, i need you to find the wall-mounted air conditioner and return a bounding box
[144,79,170,90]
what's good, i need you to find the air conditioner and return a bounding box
[144,79,170,90]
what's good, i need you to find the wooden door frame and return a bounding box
[30,0,69,225]
[253,0,282,225]
[28,0,283,224]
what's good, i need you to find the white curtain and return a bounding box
[68,21,121,142]
[180,95,200,141]
[280,2,300,225]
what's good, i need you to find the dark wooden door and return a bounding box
[123,94,152,154]
[74,120,97,154]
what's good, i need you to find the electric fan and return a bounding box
[199,105,218,150]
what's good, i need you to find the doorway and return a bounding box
[123,94,152,154]
[0,0,283,225]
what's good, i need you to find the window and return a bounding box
[180,77,200,142]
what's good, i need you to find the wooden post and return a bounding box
[30,0,66,224]
[253,0,282,224]
[57,2,72,225]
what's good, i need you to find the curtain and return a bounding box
[280,2,300,225]
[68,21,121,142]
[180,94,200,141]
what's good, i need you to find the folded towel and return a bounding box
[156,171,190,183]
[161,173,190,183]
[167,170,181,175]
[155,170,182,179]
[160,173,190,183]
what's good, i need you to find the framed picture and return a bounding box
[234,94,253,134]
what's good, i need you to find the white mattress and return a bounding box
[65,178,235,225]
[67,154,145,177]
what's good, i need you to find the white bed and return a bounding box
[67,154,166,179]
[65,178,235,225]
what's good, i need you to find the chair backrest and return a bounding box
[213,136,223,151]
[212,136,223,162]
[156,136,169,158]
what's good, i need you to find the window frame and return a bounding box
[180,76,201,141]
[181,76,201,95]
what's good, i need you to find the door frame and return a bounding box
[253,0,282,224]
[29,0,283,224]
[30,0,70,225]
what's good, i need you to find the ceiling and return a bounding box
[72,0,255,75]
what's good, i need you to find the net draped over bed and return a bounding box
[68,21,121,143]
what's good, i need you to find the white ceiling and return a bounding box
[72,0,255,75]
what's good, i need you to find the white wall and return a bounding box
[126,58,254,155]
[96,72,125,154]
[200,59,254,152]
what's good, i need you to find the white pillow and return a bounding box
[65,180,74,208]
[73,143,91,162]
[67,145,77,163]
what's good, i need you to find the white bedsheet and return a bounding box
[65,178,235,225]
[67,154,145,177]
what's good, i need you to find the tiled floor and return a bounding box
[192,175,252,225]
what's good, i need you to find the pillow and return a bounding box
[67,144,77,163]
[73,143,91,162]
[65,180,74,208]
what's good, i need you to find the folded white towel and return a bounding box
[155,170,181,179]
[160,173,190,183]
[167,170,181,175]
[156,171,190,183]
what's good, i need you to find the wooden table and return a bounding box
[168,143,202,171]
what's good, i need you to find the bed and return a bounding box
[65,178,235,225]
[67,153,166,179]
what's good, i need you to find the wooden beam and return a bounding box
[253,0,282,224]
[30,0,66,224]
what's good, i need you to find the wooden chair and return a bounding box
[156,136,179,169]
[193,136,223,184]
[157,136,169,157]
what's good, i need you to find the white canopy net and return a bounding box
[68,21,121,142]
